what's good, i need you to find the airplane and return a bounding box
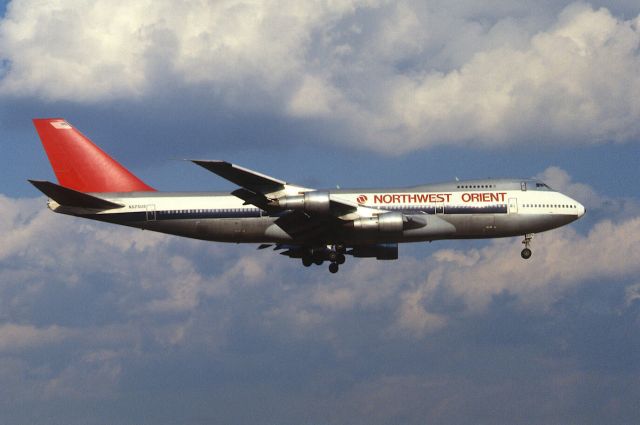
[29,118,586,273]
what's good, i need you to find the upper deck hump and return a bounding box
[331,178,550,194]
[91,179,553,198]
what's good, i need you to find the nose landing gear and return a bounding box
[521,234,534,259]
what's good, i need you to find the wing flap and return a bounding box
[230,188,277,212]
[329,196,359,217]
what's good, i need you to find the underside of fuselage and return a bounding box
[74,209,580,245]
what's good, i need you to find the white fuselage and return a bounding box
[49,178,585,246]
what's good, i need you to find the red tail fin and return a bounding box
[33,118,155,193]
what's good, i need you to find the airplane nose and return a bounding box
[577,203,586,218]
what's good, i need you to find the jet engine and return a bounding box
[273,191,331,215]
[350,212,404,232]
[347,212,426,233]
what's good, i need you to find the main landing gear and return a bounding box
[521,233,534,259]
[327,246,346,273]
[301,245,346,273]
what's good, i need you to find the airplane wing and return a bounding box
[192,159,359,217]
[191,160,286,194]
[192,160,293,212]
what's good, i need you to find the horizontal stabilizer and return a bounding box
[191,160,286,194]
[29,180,124,210]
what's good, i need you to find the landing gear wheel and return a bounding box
[521,233,534,260]
[314,259,324,266]
[336,253,346,265]
[328,251,338,263]
[302,257,312,267]
[329,263,339,274]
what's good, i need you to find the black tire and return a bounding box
[329,263,339,273]
[328,251,338,262]
[521,248,532,259]
[336,253,346,265]
[314,259,324,266]
[302,257,312,267]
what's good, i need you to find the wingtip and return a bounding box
[27,179,48,189]
[191,159,228,165]
[191,160,234,172]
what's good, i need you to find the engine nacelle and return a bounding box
[351,212,404,233]
[350,243,398,260]
[275,191,331,215]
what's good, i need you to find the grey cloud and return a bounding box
[2,1,640,154]
[0,324,76,353]
[1,169,639,424]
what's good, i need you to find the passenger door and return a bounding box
[508,198,518,214]
[145,204,156,221]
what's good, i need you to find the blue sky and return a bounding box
[1,1,639,424]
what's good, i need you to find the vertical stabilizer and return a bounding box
[33,118,155,193]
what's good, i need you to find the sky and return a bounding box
[1,1,639,424]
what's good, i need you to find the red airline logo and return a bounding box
[356,195,368,204]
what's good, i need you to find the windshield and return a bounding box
[534,181,553,191]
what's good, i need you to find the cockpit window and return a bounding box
[535,182,552,190]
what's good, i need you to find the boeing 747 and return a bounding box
[30,118,585,273]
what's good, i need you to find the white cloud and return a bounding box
[624,282,640,306]
[2,169,637,346]
[2,2,639,151]
[261,172,640,338]
[0,324,75,352]
[387,4,640,151]
[0,165,639,422]
[437,216,640,312]
[261,214,640,339]
[41,352,123,400]
[286,75,345,117]
[392,289,447,337]
[0,0,373,103]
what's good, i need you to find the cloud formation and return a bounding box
[1,1,639,153]
[0,181,640,424]
[0,323,75,353]
[1,0,639,417]
[1,167,639,423]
